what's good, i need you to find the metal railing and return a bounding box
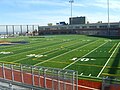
[0,63,78,90]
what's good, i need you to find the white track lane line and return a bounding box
[63,41,108,70]
[97,42,120,78]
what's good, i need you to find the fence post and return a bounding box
[43,68,47,88]
[31,66,34,86]
[72,72,75,90]
[27,25,29,34]
[57,70,60,90]
[32,25,34,31]
[11,64,14,82]
[102,77,106,90]
[64,72,67,90]
[20,64,24,83]
[20,25,22,35]
[38,68,41,87]
[76,71,78,90]
[2,63,5,79]
[12,25,14,37]
[52,69,54,90]
[6,25,8,36]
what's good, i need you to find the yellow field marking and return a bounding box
[0,61,20,65]
[102,73,120,77]
[36,60,120,69]
[109,43,117,53]
[32,58,37,60]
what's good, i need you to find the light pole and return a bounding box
[107,0,110,36]
[69,0,74,18]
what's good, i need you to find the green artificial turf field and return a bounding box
[0,35,120,79]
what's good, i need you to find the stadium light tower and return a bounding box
[69,0,74,18]
[107,0,110,36]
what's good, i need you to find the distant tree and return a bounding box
[48,23,53,26]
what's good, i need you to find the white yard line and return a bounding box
[108,43,117,53]
[63,41,108,70]
[13,48,59,62]
[89,74,92,77]
[13,40,87,63]
[34,40,98,66]
[97,42,120,78]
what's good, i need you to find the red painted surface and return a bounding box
[1,67,120,90]
[78,79,102,89]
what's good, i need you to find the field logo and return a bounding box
[0,51,13,54]
[26,54,47,58]
[71,57,96,62]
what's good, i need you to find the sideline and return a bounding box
[97,42,120,77]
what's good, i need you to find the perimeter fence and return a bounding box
[0,63,78,90]
[102,76,120,90]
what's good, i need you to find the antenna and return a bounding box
[69,0,74,18]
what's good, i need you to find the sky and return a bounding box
[0,0,120,26]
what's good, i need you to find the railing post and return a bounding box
[20,64,24,83]
[64,72,68,90]
[38,68,41,87]
[57,70,60,90]
[11,64,14,82]
[31,66,34,86]
[2,63,5,79]
[72,72,75,90]
[43,68,47,88]
[52,69,54,90]
[76,71,78,90]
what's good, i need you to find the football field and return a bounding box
[0,35,120,79]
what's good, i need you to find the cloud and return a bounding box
[0,0,119,25]
[89,0,120,9]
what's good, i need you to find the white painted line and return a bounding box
[34,40,98,66]
[80,73,83,76]
[63,41,108,70]
[89,74,91,77]
[109,43,117,53]
[97,42,120,78]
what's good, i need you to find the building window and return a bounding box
[89,26,97,29]
[99,26,107,28]
[75,26,80,29]
[110,25,119,28]
[68,26,73,29]
[60,27,67,29]
[45,28,50,30]
[82,26,87,29]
